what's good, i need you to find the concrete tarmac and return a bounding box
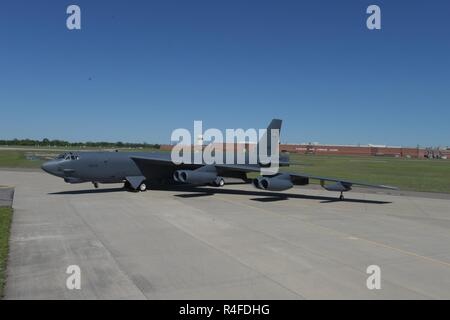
[1,170,450,299]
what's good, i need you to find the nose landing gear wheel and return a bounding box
[339,192,344,201]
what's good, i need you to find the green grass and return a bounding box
[1,149,450,193]
[0,207,13,298]
[0,150,47,168]
[282,154,450,193]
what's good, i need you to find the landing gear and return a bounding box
[138,182,147,192]
[339,192,344,201]
[123,179,148,192]
[214,177,225,187]
[93,182,99,189]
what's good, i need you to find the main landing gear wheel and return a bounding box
[215,177,225,187]
[139,182,147,192]
[93,182,99,189]
[339,192,344,201]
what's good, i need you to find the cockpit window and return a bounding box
[55,153,79,161]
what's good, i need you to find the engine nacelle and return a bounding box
[174,170,218,185]
[321,181,352,192]
[252,174,293,191]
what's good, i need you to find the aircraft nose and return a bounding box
[41,161,56,175]
[41,161,50,173]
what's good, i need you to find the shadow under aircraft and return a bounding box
[49,184,391,205]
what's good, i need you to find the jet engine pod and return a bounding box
[252,176,265,189]
[320,181,352,192]
[252,174,293,191]
[174,170,218,185]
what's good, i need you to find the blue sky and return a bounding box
[1,0,449,146]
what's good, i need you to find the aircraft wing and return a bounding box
[284,172,398,190]
[131,155,183,167]
[131,156,262,172]
[217,164,398,190]
[215,164,397,190]
[130,156,397,191]
[214,164,263,173]
[130,156,260,179]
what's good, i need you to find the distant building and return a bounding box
[280,144,426,158]
[160,143,443,159]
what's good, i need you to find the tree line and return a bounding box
[0,138,160,149]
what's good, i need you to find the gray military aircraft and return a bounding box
[41,119,397,200]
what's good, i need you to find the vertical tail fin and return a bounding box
[258,119,282,158]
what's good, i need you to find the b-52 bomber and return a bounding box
[41,119,397,200]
